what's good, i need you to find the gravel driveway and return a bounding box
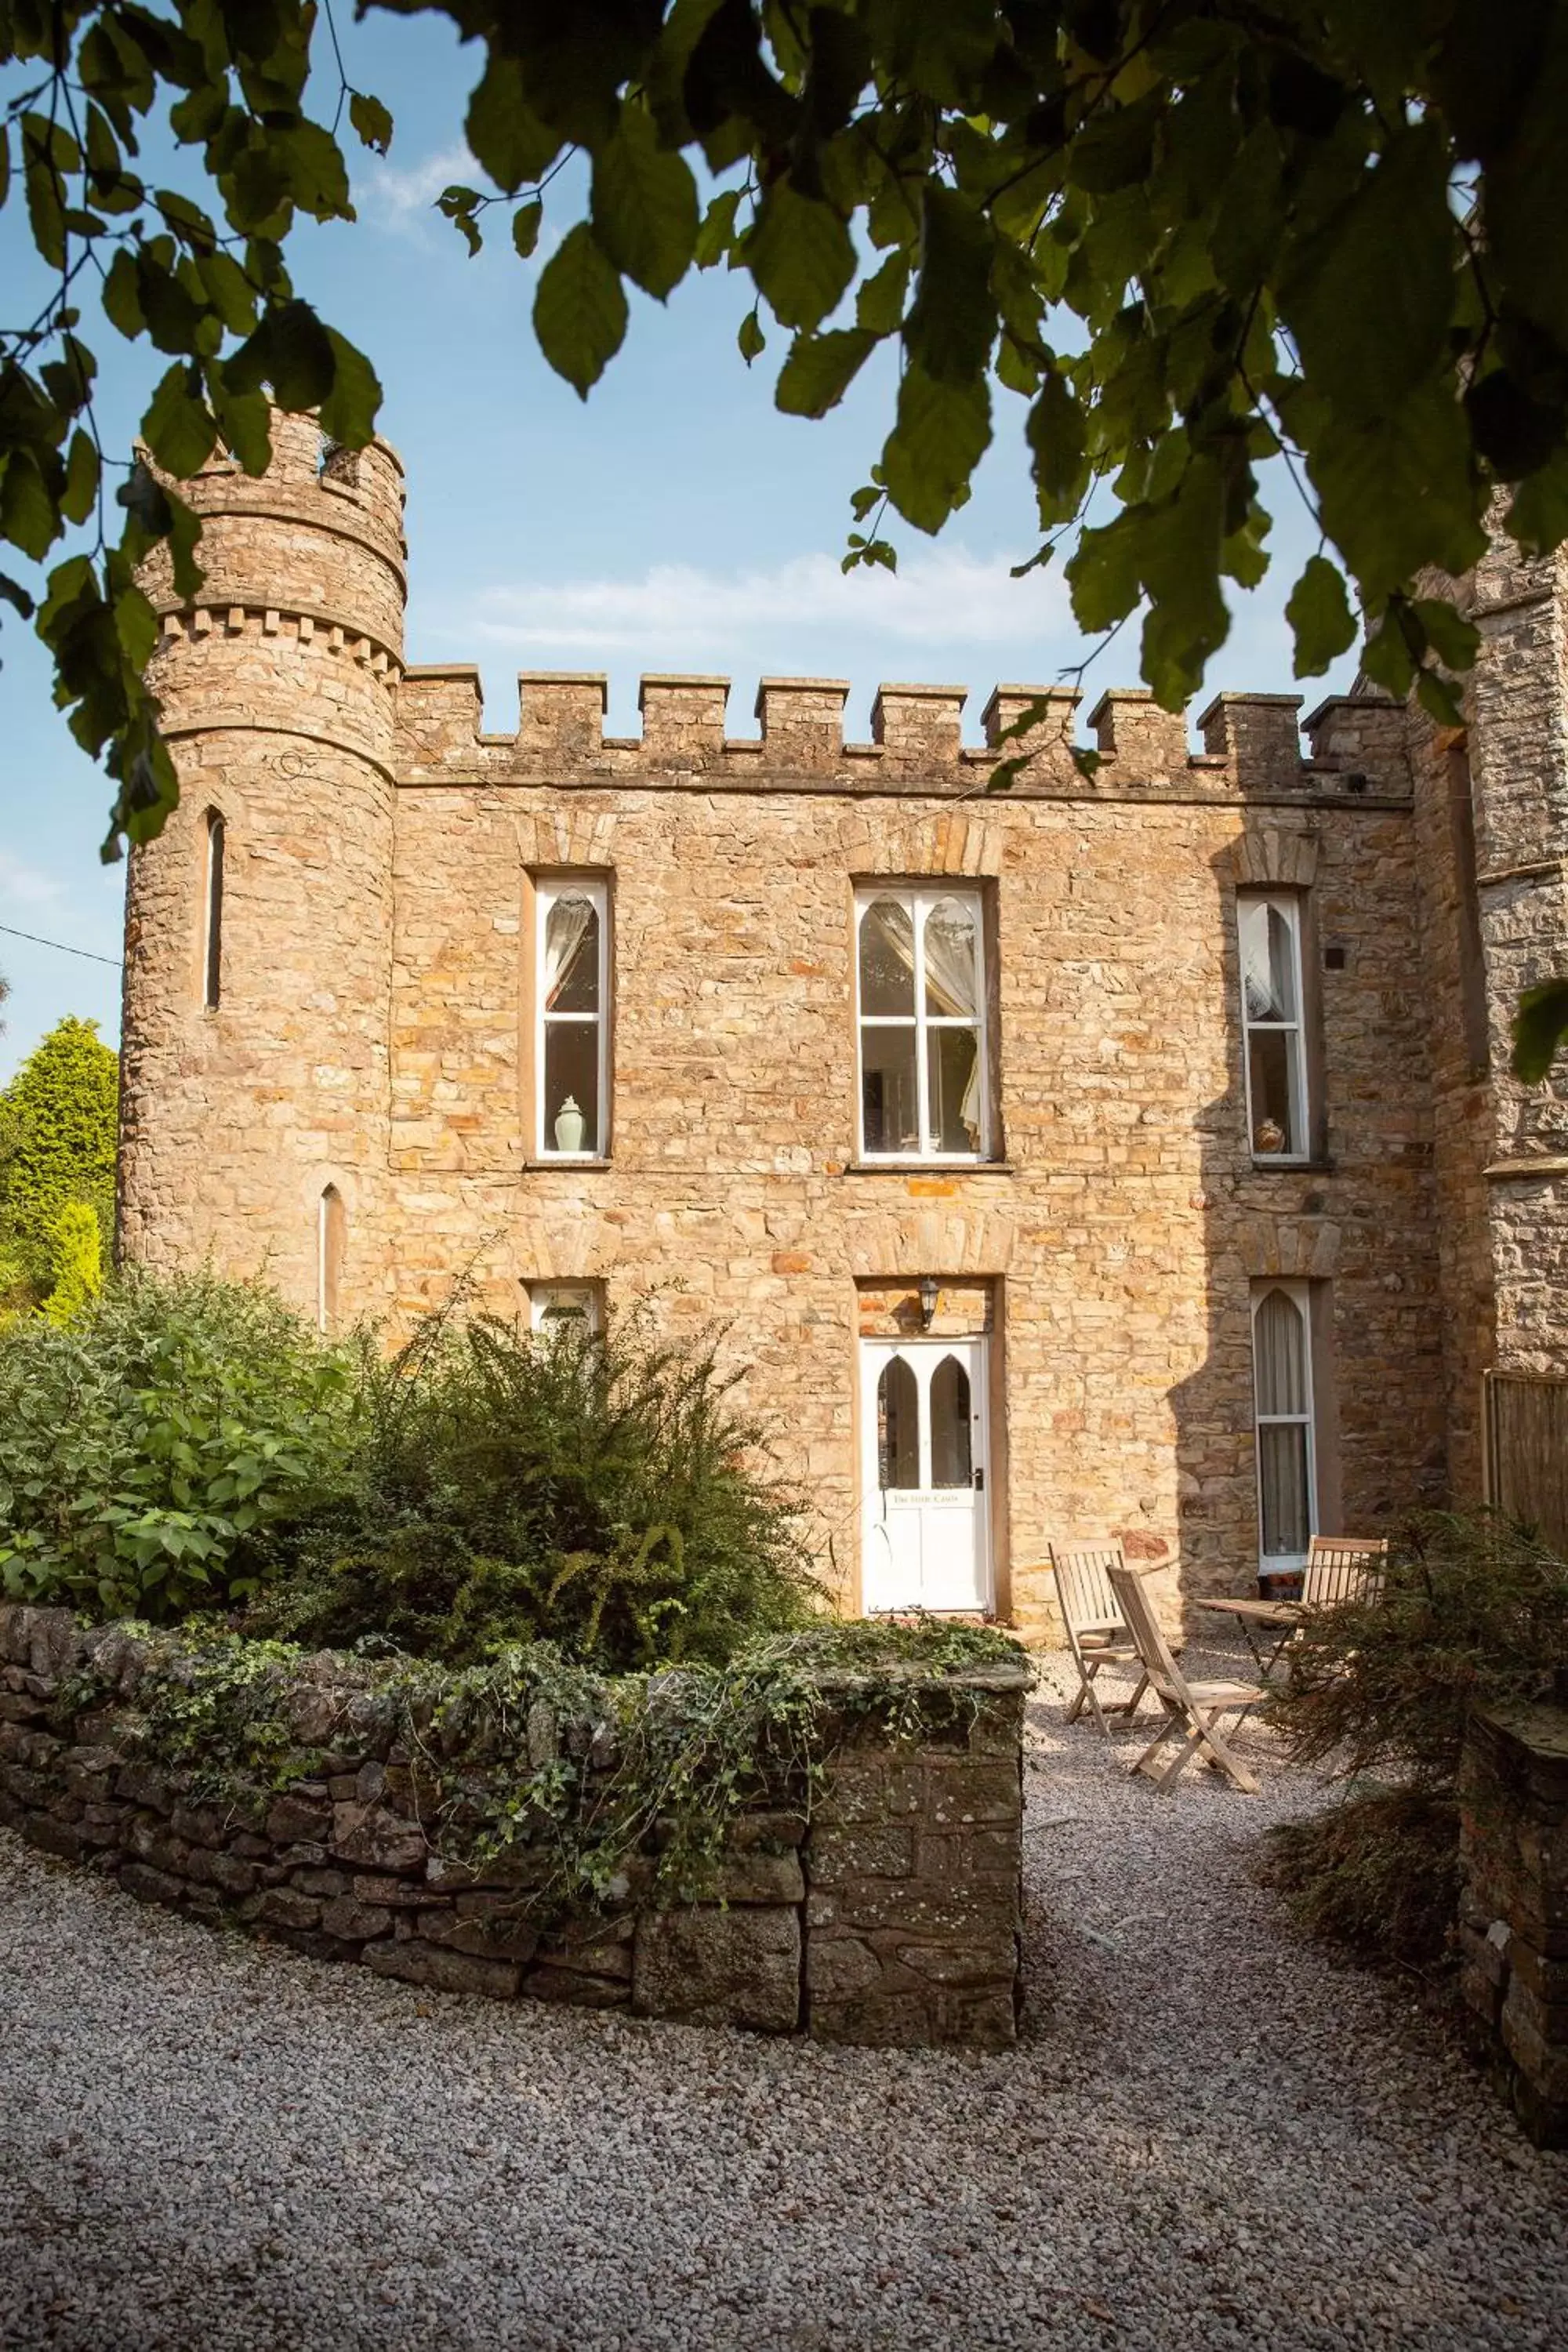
[2,1649,1564,2352]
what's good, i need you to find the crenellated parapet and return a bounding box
[392,668,1410,802]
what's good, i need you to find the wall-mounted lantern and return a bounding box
[917,1274,939,1331]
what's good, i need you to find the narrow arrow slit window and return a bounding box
[201,811,225,1011]
[536,877,610,1160]
[1239,891,1308,1159]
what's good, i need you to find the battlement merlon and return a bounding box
[390,668,1411,802]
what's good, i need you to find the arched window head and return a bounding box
[201,811,225,1010]
[318,1186,346,1330]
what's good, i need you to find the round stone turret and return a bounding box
[118,413,408,1316]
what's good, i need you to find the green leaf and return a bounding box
[533,223,630,397]
[0,449,57,563]
[744,180,855,331]
[591,109,699,301]
[466,52,561,194]
[738,306,765,364]
[318,331,383,449]
[142,365,219,477]
[1286,555,1358,677]
[349,93,394,158]
[1279,124,1457,423]
[1513,978,1568,1083]
[1414,597,1479,675]
[1026,368,1087,528]
[856,249,910,336]
[1310,384,1489,597]
[102,249,145,339]
[60,430,99,528]
[512,200,543,260]
[903,184,996,384]
[695,187,741,269]
[879,368,992,534]
[775,328,878,418]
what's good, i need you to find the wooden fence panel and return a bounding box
[1484,1372,1568,1559]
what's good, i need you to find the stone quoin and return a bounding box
[117,414,1568,1638]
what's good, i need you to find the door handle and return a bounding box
[973,1468,985,1492]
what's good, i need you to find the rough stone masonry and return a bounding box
[117,413,1568,1639]
[0,1602,1027,2049]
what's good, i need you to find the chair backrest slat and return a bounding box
[1106,1560,1182,1697]
[1048,1542,1126,1637]
[1302,1534,1388,1608]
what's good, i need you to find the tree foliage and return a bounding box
[0,1011,118,1313]
[6,4,1568,1054]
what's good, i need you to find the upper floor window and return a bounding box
[201,811,225,1011]
[1251,1281,1317,1569]
[855,885,990,1160]
[1238,891,1308,1160]
[536,875,609,1160]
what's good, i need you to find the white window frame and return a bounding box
[1238,889,1310,1163]
[201,809,225,1011]
[1250,1279,1318,1572]
[854,884,990,1163]
[528,1281,602,1334]
[535,874,610,1161]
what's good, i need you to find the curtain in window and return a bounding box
[922,900,982,1142]
[543,895,597,1010]
[1254,1289,1307,1414]
[1258,1425,1311,1556]
[1240,897,1297,1022]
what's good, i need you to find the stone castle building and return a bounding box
[118,413,1568,1640]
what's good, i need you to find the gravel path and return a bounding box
[2,1646,1564,2352]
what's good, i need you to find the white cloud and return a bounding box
[452,544,1075,666]
[0,849,64,908]
[355,142,477,238]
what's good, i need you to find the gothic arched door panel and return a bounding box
[859,1337,991,1613]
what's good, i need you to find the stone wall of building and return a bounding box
[119,421,1470,1641]
[0,1605,1027,2050]
[1457,1697,1568,2147]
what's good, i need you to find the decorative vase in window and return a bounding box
[554,1095,586,1153]
[1254,1116,1286,1153]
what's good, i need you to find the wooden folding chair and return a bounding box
[1197,1534,1388,1675]
[1047,1541,1150,1737]
[1106,1561,1267,1795]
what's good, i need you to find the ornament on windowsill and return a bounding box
[554,1096,586,1153]
[1254,1116,1286,1153]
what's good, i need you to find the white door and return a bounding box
[859,1338,991,1612]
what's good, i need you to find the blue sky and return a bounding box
[0,13,1356,1080]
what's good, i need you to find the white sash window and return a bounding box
[1238,891,1308,1160]
[855,886,990,1161]
[1251,1281,1317,1568]
[536,877,609,1160]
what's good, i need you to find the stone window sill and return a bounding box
[839,1160,1016,1177]
[522,1157,614,1172]
[1243,1158,1336,1177]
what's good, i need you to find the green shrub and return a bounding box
[1261,1510,1568,1966]
[0,1014,118,1308]
[42,1199,103,1326]
[247,1307,822,1669]
[0,1270,361,1619]
[1258,1786,1462,1969]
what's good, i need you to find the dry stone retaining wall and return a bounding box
[0,1604,1026,2050]
[1457,1697,1568,2147]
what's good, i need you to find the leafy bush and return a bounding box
[246,1308,822,1669]
[0,1015,118,1314]
[0,1271,360,1619]
[1261,1511,1568,1966]
[42,1200,103,1326]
